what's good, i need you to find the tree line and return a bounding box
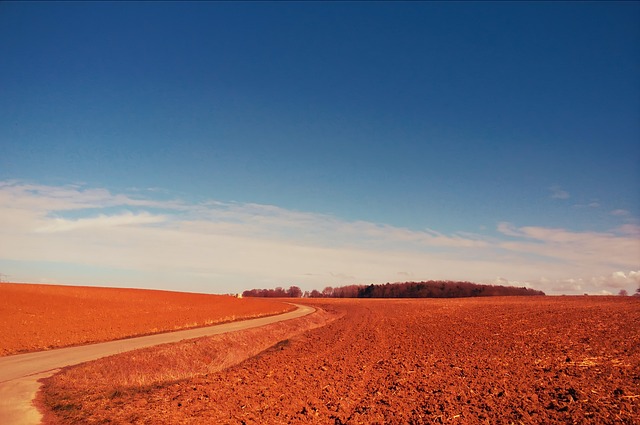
[241,286,303,298]
[242,280,545,298]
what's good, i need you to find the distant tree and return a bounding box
[242,289,256,297]
[242,287,289,297]
[310,289,322,298]
[618,289,629,296]
[636,286,640,297]
[322,286,333,297]
[287,286,303,298]
[336,285,361,298]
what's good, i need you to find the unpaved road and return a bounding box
[0,303,315,425]
[79,297,637,424]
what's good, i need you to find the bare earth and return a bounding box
[0,283,293,356]
[38,296,639,424]
[0,304,318,425]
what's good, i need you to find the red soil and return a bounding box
[39,296,639,424]
[0,283,293,356]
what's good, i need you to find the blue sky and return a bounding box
[1,2,638,295]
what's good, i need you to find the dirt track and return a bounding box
[0,304,316,425]
[40,297,640,424]
[0,283,293,356]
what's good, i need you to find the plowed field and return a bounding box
[0,283,293,356]
[39,297,639,424]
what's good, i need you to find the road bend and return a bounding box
[0,303,315,424]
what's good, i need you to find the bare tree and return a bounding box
[618,289,629,296]
[287,286,302,298]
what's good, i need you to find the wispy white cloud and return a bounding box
[617,224,640,237]
[0,180,638,294]
[573,201,600,209]
[550,185,570,199]
[35,212,167,233]
[611,209,630,217]
[500,271,640,295]
[496,222,639,270]
[0,180,189,214]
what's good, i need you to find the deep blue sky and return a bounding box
[0,2,638,294]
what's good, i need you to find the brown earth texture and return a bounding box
[0,283,293,356]
[39,296,639,424]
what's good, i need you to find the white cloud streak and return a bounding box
[496,222,639,270]
[0,180,638,294]
[550,185,570,199]
[35,212,167,233]
[497,271,640,295]
[611,209,630,217]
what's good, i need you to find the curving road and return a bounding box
[0,303,315,425]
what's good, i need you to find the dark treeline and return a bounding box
[242,281,545,298]
[242,286,302,298]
